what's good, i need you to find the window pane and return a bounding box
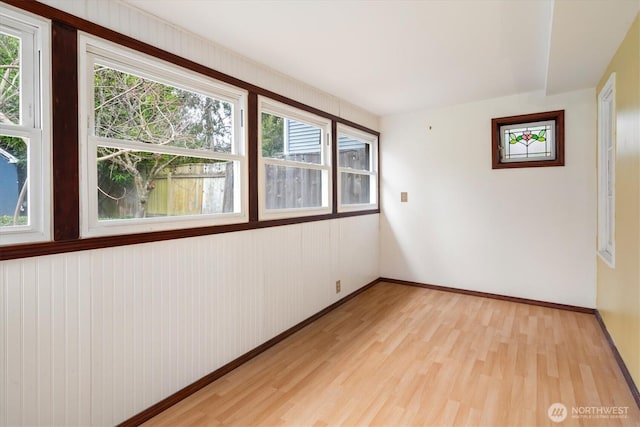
[0,135,28,227]
[500,122,555,162]
[262,112,321,164]
[97,147,236,220]
[0,32,21,125]
[341,172,370,205]
[94,64,233,153]
[338,135,370,171]
[264,164,323,209]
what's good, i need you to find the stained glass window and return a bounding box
[491,110,564,169]
[500,120,555,162]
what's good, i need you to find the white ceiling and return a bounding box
[123,0,639,116]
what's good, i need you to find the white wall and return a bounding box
[380,89,596,308]
[0,216,379,426]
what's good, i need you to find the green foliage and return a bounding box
[94,65,232,150]
[0,34,25,173]
[0,215,27,226]
[261,112,284,157]
[0,135,26,165]
[0,32,20,124]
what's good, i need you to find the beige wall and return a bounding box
[596,13,640,386]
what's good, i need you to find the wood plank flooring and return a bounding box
[143,282,640,426]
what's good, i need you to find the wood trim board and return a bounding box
[380,277,595,314]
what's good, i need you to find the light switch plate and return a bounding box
[401,192,408,202]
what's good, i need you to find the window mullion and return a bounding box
[263,157,330,171]
[91,136,244,162]
[0,125,41,139]
[338,167,376,177]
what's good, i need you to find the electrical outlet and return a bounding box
[401,192,408,202]
[336,280,341,293]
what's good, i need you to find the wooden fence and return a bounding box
[147,162,234,216]
[97,146,369,219]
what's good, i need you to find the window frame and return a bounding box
[491,110,565,169]
[0,5,51,246]
[337,124,378,212]
[258,96,332,220]
[597,73,616,268]
[0,0,380,261]
[78,34,248,238]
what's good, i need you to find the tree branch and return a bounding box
[98,185,127,201]
[94,79,144,112]
[97,148,132,162]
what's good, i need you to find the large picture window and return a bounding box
[79,35,247,237]
[259,97,332,219]
[0,6,50,245]
[337,125,378,211]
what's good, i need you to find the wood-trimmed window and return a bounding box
[0,5,51,246]
[258,97,332,220]
[78,34,248,237]
[0,0,380,261]
[491,110,564,169]
[337,124,378,212]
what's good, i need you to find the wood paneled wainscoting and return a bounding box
[140,282,640,426]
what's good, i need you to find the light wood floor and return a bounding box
[144,282,640,426]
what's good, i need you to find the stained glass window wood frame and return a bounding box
[491,110,564,169]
